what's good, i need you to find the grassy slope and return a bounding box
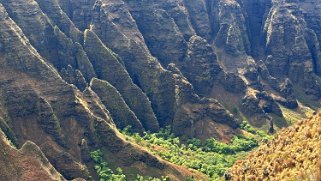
[227,113,321,181]
[279,102,315,124]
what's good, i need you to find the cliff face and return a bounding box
[0,0,321,180]
[0,2,204,180]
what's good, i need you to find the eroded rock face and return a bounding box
[0,129,66,181]
[223,73,247,93]
[168,64,239,140]
[60,65,88,91]
[0,3,203,180]
[1,0,321,179]
[264,3,311,79]
[89,78,145,133]
[182,35,223,94]
[1,0,96,81]
[127,3,188,66]
[215,0,251,57]
[91,0,178,127]
[183,0,212,40]
[84,29,159,132]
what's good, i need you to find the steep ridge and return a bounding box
[83,29,159,132]
[1,0,321,180]
[1,0,96,82]
[228,112,321,180]
[0,3,204,180]
[90,0,179,127]
[89,0,240,136]
[89,78,145,133]
[0,129,67,181]
[1,0,319,140]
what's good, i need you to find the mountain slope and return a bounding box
[0,0,321,180]
[0,129,67,181]
[0,3,205,180]
[228,112,321,180]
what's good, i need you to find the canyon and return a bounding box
[0,0,320,180]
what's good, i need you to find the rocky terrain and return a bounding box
[0,0,321,180]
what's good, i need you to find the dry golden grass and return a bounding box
[227,113,321,181]
[316,158,321,181]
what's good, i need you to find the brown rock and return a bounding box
[89,78,145,133]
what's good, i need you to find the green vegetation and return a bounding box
[202,136,258,154]
[279,102,314,124]
[91,123,268,180]
[1,131,16,149]
[239,121,271,139]
[232,107,239,114]
[122,126,262,180]
[135,175,169,181]
[90,150,127,181]
[90,149,169,181]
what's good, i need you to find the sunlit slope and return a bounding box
[228,113,321,180]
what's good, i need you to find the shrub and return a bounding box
[90,149,126,181]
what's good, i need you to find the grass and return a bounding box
[228,113,321,180]
[292,84,320,108]
[279,102,314,124]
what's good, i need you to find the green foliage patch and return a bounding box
[240,121,272,140]
[90,149,169,181]
[90,149,126,181]
[122,126,261,180]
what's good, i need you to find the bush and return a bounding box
[232,107,239,114]
[90,150,126,181]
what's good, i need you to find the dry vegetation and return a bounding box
[227,112,321,181]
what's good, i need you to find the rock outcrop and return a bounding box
[90,78,145,133]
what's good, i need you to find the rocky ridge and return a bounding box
[0,0,321,180]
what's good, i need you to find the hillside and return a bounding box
[228,112,321,180]
[0,0,321,180]
[0,129,67,181]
